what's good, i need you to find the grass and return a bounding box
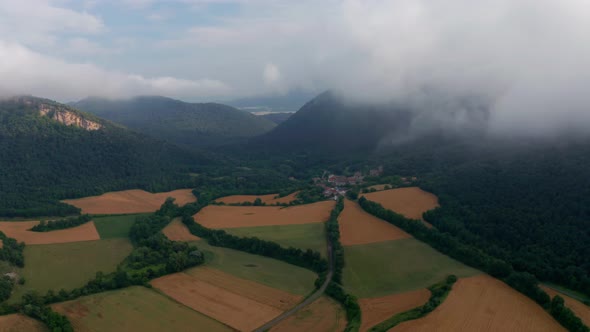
[343,238,480,298]
[93,214,149,239]
[52,286,231,332]
[223,222,328,257]
[10,239,132,302]
[188,240,317,296]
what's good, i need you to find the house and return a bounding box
[369,166,384,177]
[328,175,348,186]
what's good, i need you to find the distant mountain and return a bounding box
[227,89,317,113]
[259,112,294,124]
[72,96,276,148]
[0,96,209,217]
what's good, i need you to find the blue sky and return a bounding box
[1,0,590,133]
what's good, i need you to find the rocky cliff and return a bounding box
[39,104,102,131]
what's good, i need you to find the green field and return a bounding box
[188,240,317,296]
[223,223,327,257]
[343,238,480,298]
[93,214,149,239]
[10,239,132,301]
[52,286,231,332]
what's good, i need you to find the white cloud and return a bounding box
[263,63,280,85]
[0,41,230,101]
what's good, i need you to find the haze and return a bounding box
[1,0,590,133]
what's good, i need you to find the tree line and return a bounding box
[30,215,92,232]
[358,196,589,332]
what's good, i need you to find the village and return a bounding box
[314,166,384,199]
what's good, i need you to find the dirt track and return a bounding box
[62,189,196,214]
[194,201,335,229]
[391,275,565,332]
[339,199,410,245]
[359,289,430,331]
[0,221,100,245]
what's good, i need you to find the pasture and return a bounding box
[270,296,347,332]
[339,199,410,246]
[359,289,430,332]
[93,214,149,239]
[0,314,48,332]
[0,221,100,245]
[343,238,479,297]
[152,269,299,331]
[162,218,200,242]
[216,191,299,205]
[391,275,565,332]
[52,286,231,332]
[192,240,317,296]
[62,189,196,215]
[363,187,439,220]
[224,222,327,257]
[10,239,132,301]
[194,201,334,229]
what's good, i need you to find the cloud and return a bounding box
[263,63,281,85]
[0,41,230,101]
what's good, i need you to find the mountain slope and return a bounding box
[73,96,276,148]
[0,96,209,217]
[259,112,294,124]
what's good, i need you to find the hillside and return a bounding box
[72,96,276,147]
[0,96,209,217]
[259,112,294,124]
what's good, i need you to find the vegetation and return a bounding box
[343,238,478,298]
[21,292,73,332]
[93,214,150,239]
[550,295,590,332]
[367,275,458,332]
[0,232,25,267]
[30,215,91,232]
[358,196,590,332]
[0,96,210,217]
[223,223,328,257]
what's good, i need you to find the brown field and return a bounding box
[216,191,299,205]
[162,218,200,242]
[359,289,430,332]
[364,187,439,220]
[0,314,48,332]
[339,199,410,246]
[541,286,590,326]
[194,201,335,229]
[152,270,298,331]
[0,221,100,245]
[62,189,196,214]
[391,275,565,332]
[270,296,347,332]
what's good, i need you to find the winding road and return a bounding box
[253,239,334,332]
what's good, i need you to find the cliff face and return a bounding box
[39,104,102,131]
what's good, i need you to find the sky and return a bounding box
[1,0,590,133]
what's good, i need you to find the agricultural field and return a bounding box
[391,275,565,332]
[270,296,347,332]
[542,285,590,326]
[367,184,389,191]
[216,191,299,205]
[162,218,200,242]
[62,189,196,215]
[192,240,317,296]
[343,238,480,297]
[10,239,132,301]
[359,289,431,332]
[224,222,327,256]
[194,200,335,229]
[363,187,439,220]
[93,214,149,239]
[52,286,231,332]
[0,314,48,332]
[152,268,303,331]
[0,221,100,245]
[339,199,410,246]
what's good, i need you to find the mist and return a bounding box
[1,0,590,135]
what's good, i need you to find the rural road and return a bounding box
[253,241,334,332]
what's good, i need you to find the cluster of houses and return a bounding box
[314,166,384,199]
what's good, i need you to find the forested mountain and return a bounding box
[73,96,276,148]
[0,96,211,217]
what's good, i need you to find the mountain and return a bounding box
[0,96,210,217]
[259,112,294,124]
[227,89,317,113]
[72,96,276,148]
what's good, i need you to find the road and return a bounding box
[253,239,334,332]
